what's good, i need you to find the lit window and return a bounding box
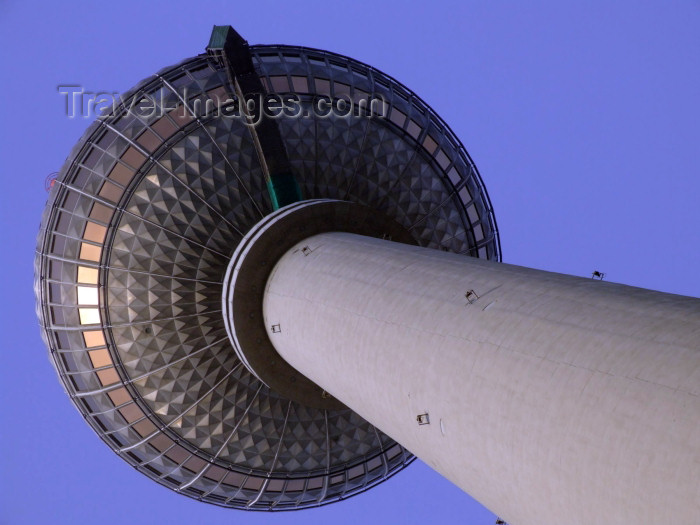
[164,445,189,464]
[79,242,101,262]
[151,115,178,138]
[286,478,305,491]
[184,456,207,474]
[222,470,245,486]
[83,222,107,243]
[267,479,284,492]
[88,348,112,368]
[96,367,119,386]
[203,465,227,482]
[315,78,331,96]
[459,186,472,203]
[291,76,307,92]
[83,329,106,348]
[119,402,144,423]
[132,418,157,438]
[348,464,364,479]
[407,119,421,139]
[435,149,451,170]
[269,76,289,92]
[307,477,323,490]
[107,162,135,186]
[77,286,99,305]
[107,386,131,406]
[121,146,146,170]
[168,107,194,127]
[390,108,407,128]
[148,433,173,453]
[77,266,99,284]
[135,130,161,152]
[242,475,264,490]
[422,135,438,154]
[79,307,100,325]
[88,202,113,223]
[98,181,123,203]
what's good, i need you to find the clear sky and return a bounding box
[1,2,698,524]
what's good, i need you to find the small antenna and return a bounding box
[45,172,58,192]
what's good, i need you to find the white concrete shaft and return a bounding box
[263,232,700,525]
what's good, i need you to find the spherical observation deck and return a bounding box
[35,28,500,510]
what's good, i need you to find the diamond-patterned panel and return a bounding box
[274,402,329,472]
[132,338,234,423]
[124,163,238,256]
[309,114,368,201]
[276,106,318,200]
[201,116,272,226]
[107,120,391,482]
[109,206,224,282]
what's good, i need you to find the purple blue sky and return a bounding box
[1,2,698,524]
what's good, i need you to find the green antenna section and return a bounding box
[266,173,304,209]
[207,25,303,210]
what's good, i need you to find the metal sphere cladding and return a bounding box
[35,26,499,509]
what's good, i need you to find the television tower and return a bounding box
[36,26,699,524]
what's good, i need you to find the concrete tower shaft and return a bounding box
[261,226,700,524]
